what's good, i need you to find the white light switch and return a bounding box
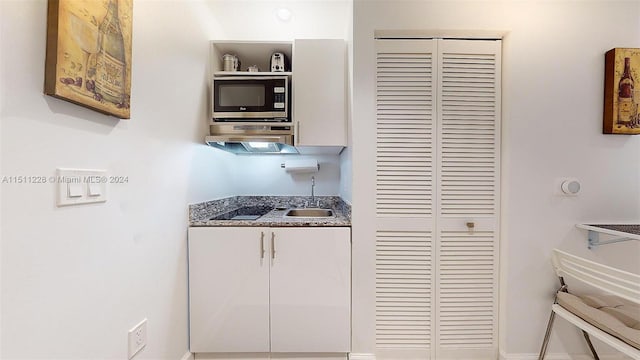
[56,168,108,206]
[88,183,102,197]
[67,183,84,198]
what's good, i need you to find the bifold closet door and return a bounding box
[374,38,501,360]
[375,39,437,360]
[434,39,501,360]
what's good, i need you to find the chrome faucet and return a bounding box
[311,176,315,206]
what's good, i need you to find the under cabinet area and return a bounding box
[188,226,351,354]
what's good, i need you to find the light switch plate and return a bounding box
[56,168,107,206]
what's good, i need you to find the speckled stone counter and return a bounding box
[189,196,351,227]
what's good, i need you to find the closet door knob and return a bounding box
[466,222,475,233]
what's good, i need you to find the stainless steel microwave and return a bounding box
[211,76,289,122]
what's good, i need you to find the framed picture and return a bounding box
[603,48,640,134]
[44,0,133,119]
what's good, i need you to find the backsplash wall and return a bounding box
[224,154,343,196]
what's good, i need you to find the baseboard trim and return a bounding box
[348,354,376,360]
[499,351,627,360]
[180,351,194,360]
[188,352,623,360]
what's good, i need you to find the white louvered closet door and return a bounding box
[375,39,436,360]
[375,38,501,360]
[435,39,501,360]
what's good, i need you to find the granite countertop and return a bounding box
[189,196,351,227]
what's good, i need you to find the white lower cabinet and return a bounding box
[188,226,351,354]
[269,227,351,352]
[188,227,270,353]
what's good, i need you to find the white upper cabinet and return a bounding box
[292,39,347,148]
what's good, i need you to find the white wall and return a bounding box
[351,0,640,358]
[340,0,354,204]
[339,147,353,203]
[195,0,351,43]
[0,1,239,358]
[0,0,351,359]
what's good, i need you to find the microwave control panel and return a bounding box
[274,86,286,108]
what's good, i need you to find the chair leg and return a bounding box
[538,310,557,360]
[582,331,600,360]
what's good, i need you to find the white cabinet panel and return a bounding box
[188,227,270,353]
[269,227,351,352]
[188,226,351,354]
[293,39,347,147]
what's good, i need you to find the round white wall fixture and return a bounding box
[275,7,292,22]
[561,179,581,195]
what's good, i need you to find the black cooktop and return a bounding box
[209,206,273,221]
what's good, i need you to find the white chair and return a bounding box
[538,249,640,360]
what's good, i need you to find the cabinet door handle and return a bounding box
[260,231,265,259]
[271,232,276,259]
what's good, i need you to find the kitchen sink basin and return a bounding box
[209,205,273,221]
[284,208,334,218]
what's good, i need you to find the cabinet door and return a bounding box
[188,227,270,353]
[293,39,347,147]
[269,227,351,352]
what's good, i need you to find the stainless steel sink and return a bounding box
[284,208,334,218]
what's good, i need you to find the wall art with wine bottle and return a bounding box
[44,0,132,119]
[603,48,640,135]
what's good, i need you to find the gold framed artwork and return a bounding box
[44,0,133,119]
[603,48,639,134]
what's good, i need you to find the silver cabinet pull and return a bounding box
[271,232,276,259]
[260,231,265,259]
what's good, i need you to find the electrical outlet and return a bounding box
[128,319,147,359]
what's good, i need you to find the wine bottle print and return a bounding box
[94,0,126,106]
[617,57,635,128]
[45,0,132,118]
[68,12,99,95]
